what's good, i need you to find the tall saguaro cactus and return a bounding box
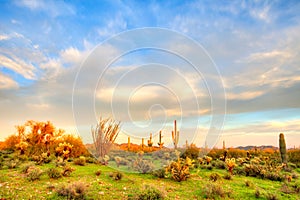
[147,133,153,147]
[279,133,287,164]
[128,137,131,150]
[172,120,179,149]
[158,131,164,148]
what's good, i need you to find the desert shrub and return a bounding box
[292,182,300,193]
[223,173,232,180]
[255,188,260,198]
[165,158,190,182]
[17,154,28,162]
[21,164,35,174]
[136,185,164,200]
[47,167,62,179]
[266,193,278,200]
[133,158,154,174]
[211,160,226,169]
[201,164,213,170]
[95,169,102,176]
[152,169,166,178]
[111,171,123,181]
[209,172,222,182]
[245,180,253,187]
[26,167,43,181]
[55,157,66,167]
[181,146,199,159]
[6,159,19,169]
[62,165,75,177]
[85,156,98,164]
[265,171,284,182]
[280,183,293,194]
[203,183,230,199]
[56,181,86,200]
[233,166,246,176]
[74,156,86,166]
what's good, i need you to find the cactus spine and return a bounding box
[147,133,153,147]
[158,131,164,148]
[279,133,287,164]
[172,120,179,149]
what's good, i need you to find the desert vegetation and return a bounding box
[0,120,299,199]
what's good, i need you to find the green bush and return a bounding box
[47,168,62,179]
[181,146,199,159]
[211,160,226,169]
[135,185,164,200]
[73,156,86,166]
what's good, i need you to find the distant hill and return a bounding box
[235,145,278,151]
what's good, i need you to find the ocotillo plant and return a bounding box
[172,120,179,149]
[147,133,153,147]
[279,133,287,164]
[157,131,164,148]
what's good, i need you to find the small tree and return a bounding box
[91,117,120,159]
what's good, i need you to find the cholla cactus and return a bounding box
[204,156,212,165]
[56,142,73,161]
[225,158,236,175]
[16,141,28,155]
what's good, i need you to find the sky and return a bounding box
[0,0,300,148]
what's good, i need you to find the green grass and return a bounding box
[0,161,300,199]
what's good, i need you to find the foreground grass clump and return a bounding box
[26,166,43,181]
[132,185,164,200]
[56,181,87,199]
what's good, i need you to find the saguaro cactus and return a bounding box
[157,131,164,148]
[279,133,287,164]
[147,133,153,147]
[172,120,179,149]
[223,140,226,150]
[141,138,145,149]
[128,137,131,150]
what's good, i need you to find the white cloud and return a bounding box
[60,47,86,65]
[0,34,10,41]
[0,73,18,89]
[0,54,36,80]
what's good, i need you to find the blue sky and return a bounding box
[0,0,300,148]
